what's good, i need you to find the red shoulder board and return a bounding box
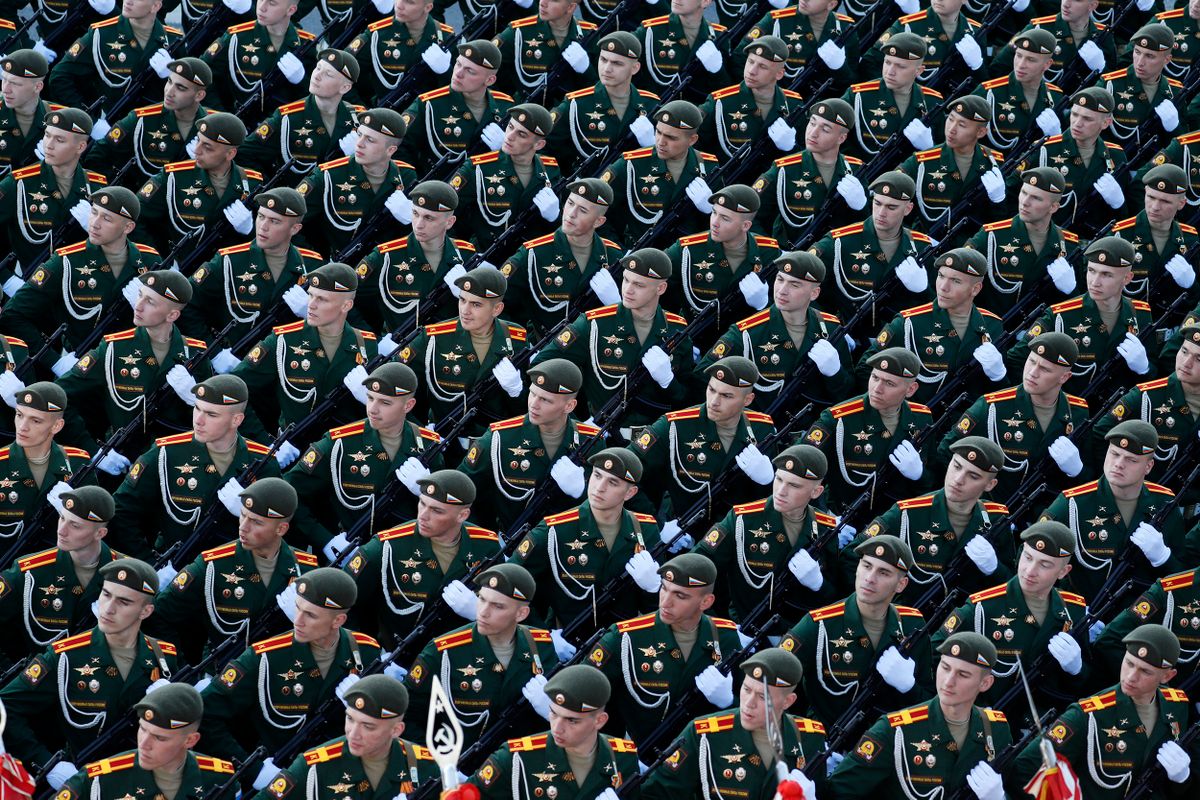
[744,411,773,424]
[330,421,367,440]
[245,440,271,455]
[794,718,825,735]
[969,584,1008,603]
[1058,590,1086,607]
[219,242,253,256]
[831,398,864,418]
[424,320,459,336]
[273,320,305,335]
[470,151,500,165]
[896,605,923,617]
[252,632,294,654]
[294,551,318,566]
[18,548,57,572]
[733,499,768,515]
[888,705,930,726]
[810,602,845,621]
[712,617,736,629]
[508,734,549,751]
[490,416,526,431]
[666,407,702,421]
[1066,394,1088,409]
[155,431,195,447]
[1161,572,1195,592]
[466,526,499,541]
[586,304,619,321]
[694,714,736,734]
[351,632,380,648]
[616,614,656,633]
[1145,482,1175,496]
[379,522,418,542]
[897,494,935,510]
[1063,480,1099,498]
[1080,690,1118,713]
[202,543,238,562]
[53,632,94,653]
[56,241,87,256]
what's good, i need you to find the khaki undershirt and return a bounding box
[878,233,901,263]
[207,442,237,477]
[1185,387,1200,418]
[723,237,748,274]
[541,426,565,461]
[783,515,805,547]
[1069,23,1089,42]
[1032,400,1056,432]
[513,159,534,188]
[568,239,593,271]
[318,109,339,140]
[945,714,971,750]
[492,636,515,668]
[208,169,230,199]
[150,336,171,366]
[946,504,972,537]
[1151,228,1171,255]
[110,642,137,680]
[422,240,445,271]
[264,250,288,282]
[754,94,774,122]
[319,331,343,362]
[311,639,338,678]
[879,406,900,436]
[176,114,195,143]
[379,429,403,462]
[784,319,808,351]
[362,753,389,789]
[953,153,974,183]
[751,727,776,768]
[103,245,128,279]
[948,309,971,339]
[253,549,279,589]
[54,173,72,202]
[606,85,631,121]
[681,19,701,47]
[1077,140,1095,170]
[431,535,460,573]
[1026,592,1050,626]
[1027,226,1048,256]
[939,17,958,41]
[1115,496,1139,527]
[152,765,184,800]
[1135,700,1158,739]
[1098,304,1120,335]
[809,15,826,42]
[26,451,49,489]
[73,558,99,591]
[632,313,654,344]
[861,612,885,650]
[566,747,597,787]
[1022,86,1039,114]
[1142,81,1159,106]
[665,155,687,185]
[813,156,836,188]
[893,85,912,118]
[14,108,34,137]
[716,419,739,452]
[596,518,621,551]
[469,330,493,365]
[674,624,699,661]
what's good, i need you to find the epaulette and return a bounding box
[712,84,742,100]
[901,302,935,318]
[1157,7,1185,18]
[91,16,120,28]
[135,103,165,118]
[0,448,7,462]
[419,86,451,101]
[184,337,207,349]
[845,155,863,165]
[638,89,660,99]
[490,416,526,431]
[545,508,582,526]
[470,151,500,165]
[711,23,726,31]
[379,522,418,542]
[782,89,800,99]
[679,232,709,246]
[1050,297,1084,313]
[1146,482,1175,496]
[909,402,932,415]
[165,160,197,173]
[134,243,158,254]
[983,387,1017,403]
[17,548,57,572]
[586,304,619,321]
[1044,134,1063,145]
[983,709,1006,723]
[851,80,880,93]
[898,9,926,22]
[279,99,307,115]
[10,164,39,180]
[511,14,539,27]
[1181,223,1198,235]
[319,156,351,171]
[540,154,559,167]
[819,311,841,325]
[436,628,475,651]
[368,16,394,31]
[53,631,94,654]
[454,239,475,252]
[566,85,595,99]
[219,242,253,256]
[769,6,797,17]
[467,526,498,541]
[915,147,942,162]
[272,320,305,336]
[966,16,981,27]
[1161,687,1189,702]
[898,494,935,510]
[86,753,137,777]
[981,76,1009,90]
[616,613,657,633]
[579,21,597,29]
[1104,141,1124,151]
[888,706,930,726]
[736,309,771,330]
[623,147,654,160]
[1065,394,1088,409]
[245,440,271,455]
[910,231,932,243]
[228,20,256,32]
[419,427,441,443]
[295,551,318,566]
[831,222,865,238]
[424,319,460,336]
[1112,217,1137,232]
[831,397,865,418]
[157,428,197,448]
[56,241,88,256]
[896,605,923,617]
[1045,83,1062,92]
[297,29,316,40]
[813,511,838,527]
[632,513,657,524]
[505,323,526,341]
[1030,13,1056,22]
[713,617,737,629]
[1167,77,1183,88]
[1177,130,1200,145]
[577,422,601,437]
[1059,590,1086,607]
[734,499,768,515]
[694,714,736,734]
[530,628,552,642]
[919,86,943,99]
[795,718,825,735]
[642,13,669,24]
[0,18,13,30]
[810,602,845,621]
[983,501,1008,515]
[1137,376,1171,393]
[1132,299,1151,312]
[969,584,1008,603]
[979,308,1001,320]
[1101,68,1127,81]
[508,734,549,751]
[330,420,367,440]
[524,232,556,248]
[252,632,294,654]
[666,407,702,421]
[1161,572,1195,592]
[351,632,379,648]
[775,152,806,166]
[699,152,719,162]
[202,542,238,562]
[303,742,345,765]
[62,446,89,460]
[753,235,778,248]
[1079,690,1118,713]
[834,11,852,20]
[164,24,182,34]
[1061,230,1079,243]
[1063,480,1100,498]
[664,312,687,325]
[611,738,637,753]
[195,756,235,774]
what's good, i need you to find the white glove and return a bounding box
[481,122,505,150]
[276,440,300,468]
[442,579,478,620]
[534,185,560,222]
[1089,618,1106,643]
[631,115,656,147]
[788,549,824,591]
[443,263,467,298]
[90,115,111,142]
[121,278,143,309]
[954,36,983,70]
[875,645,917,692]
[738,272,769,310]
[1166,254,1195,289]
[283,284,310,317]
[252,759,280,792]
[589,268,620,305]
[768,0,787,7]
[735,444,774,485]
[276,583,298,620]
[46,762,78,791]
[211,347,240,374]
[642,346,674,388]
[88,0,115,12]
[323,532,351,564]
[0,371,24,408]
[31,40,56,64]
[562,41,589,73]
[216,477,244,516]
[335,673,361,700]
[836,174,867,210]
[144,678,170,696]
[785,770,818,800]
[695,41,723,73]
[686,177,714,213]
[383,663,408,681]
[551,456,586,498]
[156,563,178,591]
[377,333,401,358]
[1136,0,1154,9]
[595,789,620,800]
[185,136,198,158]
[825,751,844,776]
[817,40,846,70]
[1046,257,1076,294]
[149,48,172,79]
[661,519,693,553]
[1048,631,1082,675]
[166,364,198,406]
[1118,332,1150,375]
[1094,172,1125,209]
[1008,0,1029,10]
[223,200,253,234]
[46,480,70,513]
[551,629,577,660]
[1131,521,1171,568]
[1048,436,1083,477]
[371,0,391,11]
[964,535,998,575]
[1,274,22,297]
[904,119,934,150]
[1156,100,1180,132]
[422,44,452,74]
[523,674,551,719]
[386,191,413,224]
[768,117,797,152]
[69,199,91,229]
[223,0,251,11]
[34,141,44,160]
[277,52,305,84]
[1157,740,1191,783]
[397,457,431,495]
[895,256,928,293]
[492,356,523,397]
[625,549,663,592]
[338,130,359,156]
[888,440,923,480]
[807,338,841,377]
[514,0,533,8]
[972,342,1006,382]
[695,664,734,707]
[966,762,1004,800]
[1036,108,1062,137]
[837,521,857,549]
[342,364,370,404]
[895,0,919,10]
[981,167,1006,203]
[1077,39,1105,72]
[51,350,78,377]
[94,449,131,476]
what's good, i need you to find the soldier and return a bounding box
[448,102,562,252]
[296,107,417,260]
[0,50,56,178]
[57,683,234,800]
[396,40,515,178]
[1094,565,1200,682]
[972,28,1064,154]
[1158,1,1200,83]
[535,247,691,434]
[779,535,934,727]
[200,0,317,113]
[864,0,987,85]
[826,632,1012,800]
[858,248,1007,405]
[239,49,362,183]
[469,665,640,800]
[699,37,802,163]
[199,568,382,765]
[741,0,859,92]
[509,447,661,631]
[180,187,324,357]
[457,358,601,533]
[629,355,776,521]
[1097,23,1182,149]
[0,485,117,669]
[342,469,496,648]
[1005,236,1154,395]
[84,57,212,189]
[641,648,824,800]
[599,100,723,247]
[0,557,178,788]
[135,112,262,258]
[1113,164,1198,311]
[841,33,943,162]
[800,347,933,516]
[402,563,559,748]
[253,674,431,800]
[695,443,840,622]
[1010,624,1193,799]
[586,553,744,745]
[630,0,730,100]
[1,186,160,373]
[992,0,1113,85]
[347,0,454,106]
[490,0,596,102]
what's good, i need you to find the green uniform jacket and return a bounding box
[840,80,944,162]
[397,86,515,178]
[136,159,263,257]
[865,9,987,85]
[899,144,1004,239]
[991,12,1115,88]
[0,99,59,179]
[972,73,1063,154]
[0,160,107,276]
[354,233,474,335]
[347,15,453,106]
[1111,211,1198,313]
[664,231,781,328]
[241,95,362,183]
[472,731,641,800]
[599,146,723,247]
[49,15,178,112]
[1093,568,1200,684]
[965,214,1078,317]
[450,150,561,252]
[491,15,597,102]
[699,82,801,162]
[1011,133,1127,232]
[60,750,234,800]
[751,149,864,247]
[0,441,93,543]
[1158,9,1200,84]
[200,21,317,112]
[200,628,382,762]
[1097,66,1181,149]
[296,155,418,258]
[547,83,659,176]
[259,736,434,800]
[741,9,858,92]
[631,13,729,99]
[1139,130,1200,209]
[85,103,213,188]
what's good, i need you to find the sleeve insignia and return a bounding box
[465,445,480,466]
[804,428,824,444]
[1112,403,1126,419]
[702,528,723,548]
[590,645,610,666]
[219,663,244,689]
[23,657,45,685]
[410,662,425,684]
[557,328,575,347]
[300,446,321,472]
[0,577,7,599]
[1133,598,1154,619]
[877,329,890,345]
[517,538,533,557]
[76,354,93,374]
[663,747,686,771]
[398,346,414,363]
[172,571,190,591]
[956,415,973,434]
[864,522,881,537]
[247,345,265,364]
[1048,722,1072,744]
[854,735,881,762]
[128,460,143,483]
[267,773,294,798]
[30,269,45,286]
[478,762,498,786]
[348,553,366,575]
[635,429,657,451]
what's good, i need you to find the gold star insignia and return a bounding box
[1070,323,1090,335]
[1102,726,1125,738]
[326,784,354,794]
[830,636,852,648]
[686,438,705,450]
[400,558,421,569]
[851,249,871,260]
[294,125,313,137]
[912,740,933,752]
[459,664,482,676]
[75,664,100,676]
[182,186,202,196]
[222,572,244,585]
[29,191,47,202]
[175,464,197,474]
[852,431,870,441]
[337,181,355,191]
[566,540,587,550]
[509,444,530,457]
[533,773,558,783]
[991,614,1015,626]
[603,334,622,344]
[119,354,141,366]
[350,451,369,462]
[927,169,947,180]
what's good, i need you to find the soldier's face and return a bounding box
[255,207,302,251]
[538,0,576,23]
[1,72,42,109]
[942,454,996,504]
[1068,104,1110,142]
[393,0,433,23]
[586,467,637,512]
[1084,261,1130,302]
[417,494,470,539]
[192,398,244,444]
[136,720,199,771]
[1119,652,1175,702]
[450,57,497,94]
[804,115,847,154]
[1012,49,1052,84]
[1016,543,1071,598]
[742,54,784,91]
[653,123,697,162]
[1017,183,1060,225]
[1022,352,1071,396]
[501,118,545,158]
[163,74,203,111]
[309,60,352,100]
[708,206,752,244]
[122,0,162,20]
[1060,0,1098,24]
[354,127,399,166]
[411,206,456,243]
[191,135,236,172]
[737,676,796,731]
[306,286,354,328]
[1102,444,1154,490]
[88,205,135,248]
[133,286,182,329]
[97,582,153,637]
[1143,186,1186,226]
[1132,45,1170,83]
[561,194,605,237]
[854,555,907,605]
[257,0,298,27]
[929,0,964,15]
[934,656,993,706]
[597,52,639,88]
[1192,0,1200,18]
[345,707,405,760]
[881,55,922,90]
[796,0,837,14]
[526,384,577,426]
[549,704,607,749]
[620,270,667,314]
[238,508,288,553]
[1176,339,1200,387]
[457,290,503,334]
[39,128,86,167]
[292,596,347,644]
[669,0,707,17]
[704,379,753,425]
[56,509,106,553]
[14,406,64,450]
[934,267,981,312]
[866,368,916,412]
[366,390,416,433]
[942,111,986,152]
[657,579,714,626]
[475,586,530,636]
[772,470,823,514]
[772,272,819,312]
[870,194,912,234]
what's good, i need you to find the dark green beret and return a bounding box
[2,49,49,79]
[458,39,502,70]
[870,171,916,202]
[456,266,506,299]
[1123,623,1180,668]
[776,250,825,282]
[879,32,926,60]
[1027,331,1078,367]
[809,97,853,130]
[238,476,298,519]
[167,57,212,88]
[1143,164,1187,195]
[296,567,358,611]
[947,95,989,124]
[192,374,248,405]
[598,31,640,59]
[60,485,115,523]
[621,248,672,280]
[133,683,203,730]
[742,35,788,63]
[359,107,406,140]
[711,184,760,214]
[948,436,1004,473]
[142,270,193,305]
[544,664,611,712]
[705,355,758,388]
[935,248,987,278]
[1072,87,1114,114]
[654,100,702,131]
[1013,27,1057,55]
[409,180,458,213]
[1021,166,1066,194]
[741,647,802,688]
[658,552,716,587]
[566,178,613,208]
[772,444,827,480]
[508,103,552,137]
[477,563,535,602]
[1020,521,1074,558]
[319,48,360,81]
[1177,324,1200,347]
[364,362,417,396]
[100,558,159,595]
[866,347,920,379]
[588,447,643,483]
[17,381,67,413]
[1084,235,1136,268]
[307,262,358,292]
[528,358,582,394]
[1105,419,1157,455]
[256,187,306,218]
[936,631,997,669]
[92,186,140,221]
[416,469,477,506]
[1131,23,1174,52]
[344,674,409,719]
[46,107,92,137]
[196,112,245,147]
[855,533,913,571]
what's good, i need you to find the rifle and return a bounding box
[942,710,1057,800]
[11,323,67,382]
[200,746,268,800]
[0,212,89,292]
[785,0,894,99]
[1122,664,1200,800]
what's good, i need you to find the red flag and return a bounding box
[0,754,34,800]
[1022,746,1082,800]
